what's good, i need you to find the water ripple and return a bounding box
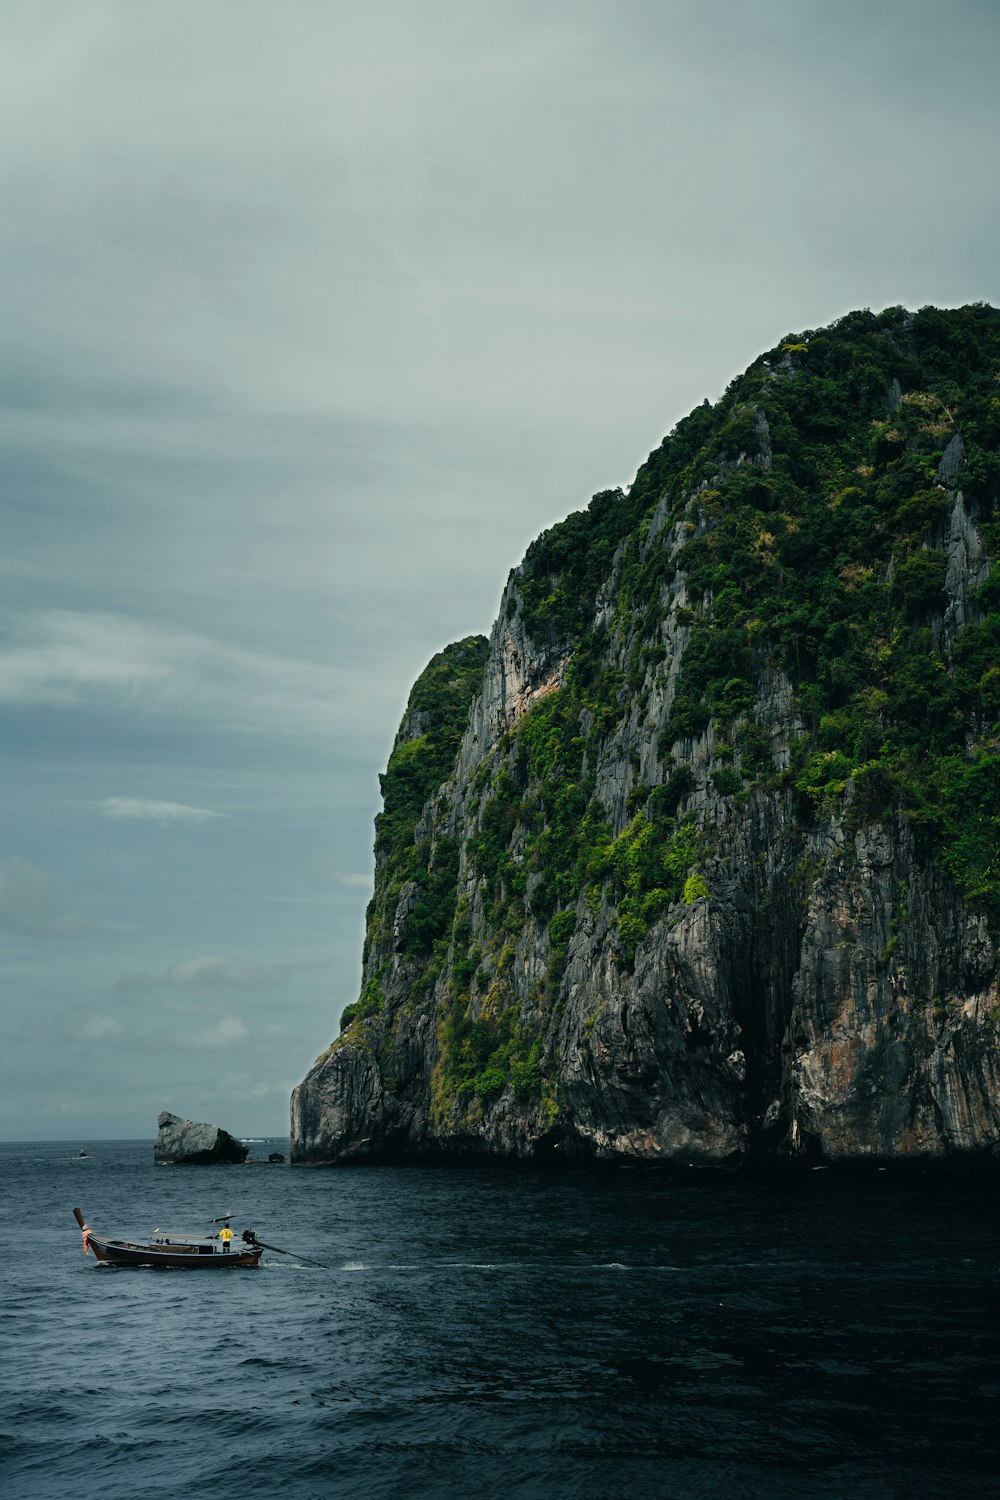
[2,1141,998,1499]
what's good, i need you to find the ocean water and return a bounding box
[1,1142,997,1499]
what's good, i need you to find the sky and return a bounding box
[3,0,999,1139]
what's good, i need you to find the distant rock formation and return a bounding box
[154,1111,248,1165]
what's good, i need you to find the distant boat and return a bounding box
[76,1149,87,1158]
[72,1207,263,1269]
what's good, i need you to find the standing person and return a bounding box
[219,1225,234,1253]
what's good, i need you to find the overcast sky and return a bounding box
[3,0,999,1139]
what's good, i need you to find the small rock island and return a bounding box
[155,1110,248,1165]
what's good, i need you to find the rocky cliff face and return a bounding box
[292,305,1000,1166]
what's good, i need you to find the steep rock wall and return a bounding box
[292,306,1000,1167]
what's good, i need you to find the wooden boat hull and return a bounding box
[87,1233,262,1269]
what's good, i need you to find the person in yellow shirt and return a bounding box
[219,1226,234,1252]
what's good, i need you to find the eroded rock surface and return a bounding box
[155,1111,248,1165]
[292,307,1000,1169]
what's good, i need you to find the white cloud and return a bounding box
[0,608,396,741]
[98,797,227,824]
[176,1015,248,1051]
[0,856,89,938]
[77,1014,123,1042]
[113,953,279,995]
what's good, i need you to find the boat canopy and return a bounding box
[151,1232,214,1243]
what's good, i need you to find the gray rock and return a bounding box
[154,1110,248,1165]
[291,501,1000,1166]
[290,335,999,1171]
[936,432,965,486]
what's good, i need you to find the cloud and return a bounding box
[212,1071,298,1101]
[166,955,276,988]
[3,2,1000,1143]
[111,972,157,996]
[114,953,279,995]
[77,1014,123,1043]
[98,797,227,824]
[0,856,89,938]
[176,1015,248,1051]
[0,608,395,741]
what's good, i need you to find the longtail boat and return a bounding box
[73,1207,263,1269]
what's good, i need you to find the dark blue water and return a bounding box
[1,1142,997,1499]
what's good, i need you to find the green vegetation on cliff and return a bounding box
[520,303,1000,911]
[347,635,488,1033]
[375,634,489,875]
[341,304,1000,1118]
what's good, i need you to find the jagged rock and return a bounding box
[267,1152,286,1163]
[154,1111,248,1165]
[936,432,965,485]
[292,306,1000,1170]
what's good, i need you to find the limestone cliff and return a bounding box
[292,305,1000,1166]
